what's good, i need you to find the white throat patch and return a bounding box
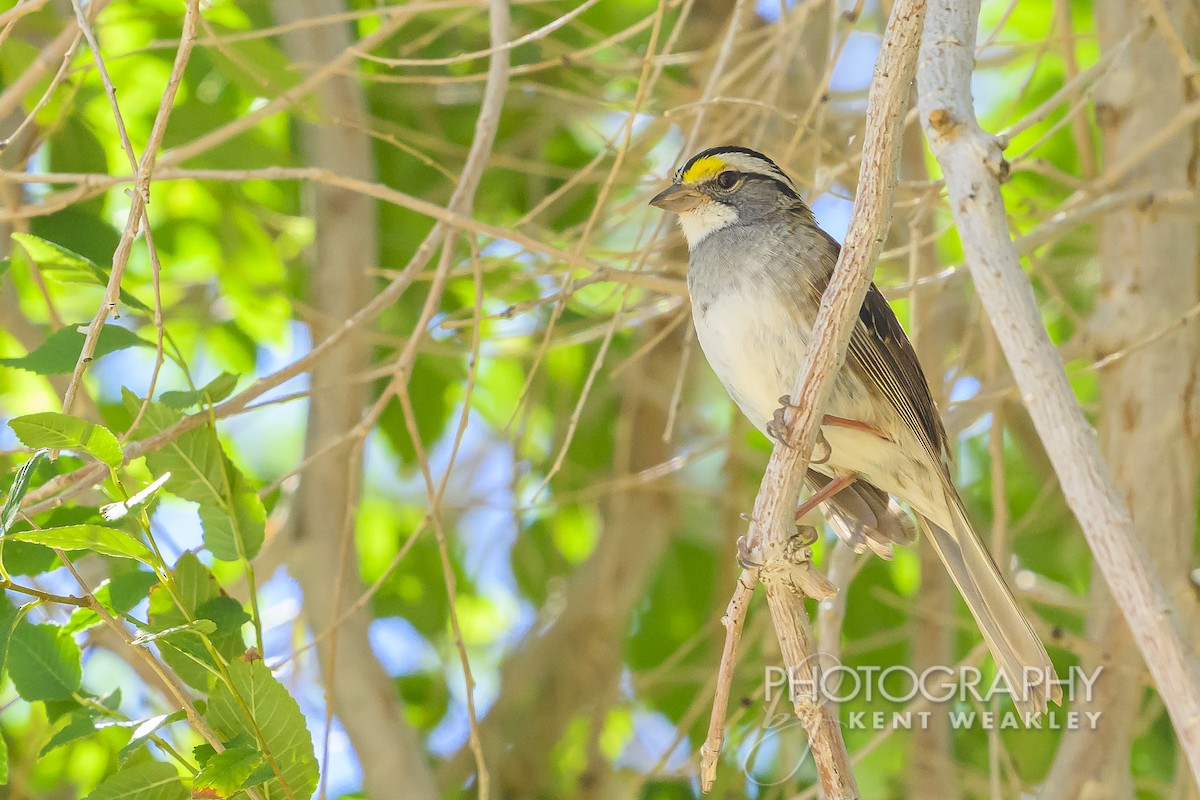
[678,201,738,247]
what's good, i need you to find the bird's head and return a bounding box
[649,146,805,246]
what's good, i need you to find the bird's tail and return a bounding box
[918,500,1061,717]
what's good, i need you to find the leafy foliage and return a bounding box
[0,0,1186,798]
[206,660,319,800]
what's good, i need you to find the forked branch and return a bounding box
[700,0,928,796]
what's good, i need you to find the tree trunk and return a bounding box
[1041,2,1200,797]
[273,3,439,799]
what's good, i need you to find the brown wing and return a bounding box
[810,227,948,462]
[851,282,948,460]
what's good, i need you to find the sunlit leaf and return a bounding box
[206,659,318,800]
[5,525,155,565]
[1,449,48,535]
[12,233,151,313]
[0,324,150,375]
[158,372,240,410]
[8,413,122,467]
[127,394,264,561]
[84,759,186,800]
[191,746,263,797]
[9,621,82,701]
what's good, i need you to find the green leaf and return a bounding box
[84,759,186,800]
[196,596,250,639]
[101,473,170,522]
[5,525,155,566]
[0,324,150,375]
[132,618,217,646]
[119,711,185,764]
[198,476,265,562]
[158,372,240,410]
[0,725,7,785]
[1,449,48,534]
[9,621,82,701]
[129,396,264,561]
[12,233,100,283]
[0,597,25,678]
[41,709,98,756]
[65,570,160,634]
[11,233,151,314]
[192,746,263,797]
[8,413,122,467]
[206,660,318,800]
[148,553,246,692]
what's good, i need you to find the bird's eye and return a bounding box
[716,171,740,190]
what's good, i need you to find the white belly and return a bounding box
[691,284,953,530]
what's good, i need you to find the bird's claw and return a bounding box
[767,395,795,447]
[768,395,832,464]
[736,536,762,569]
[792,525,819,549]
[811,430,831,465]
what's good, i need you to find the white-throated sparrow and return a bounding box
[651,145,1060,714]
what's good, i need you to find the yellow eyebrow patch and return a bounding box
[681,155,726,183]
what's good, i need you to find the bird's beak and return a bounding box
[649,183,704,213]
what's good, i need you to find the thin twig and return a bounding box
[60,0,200,417]
[713,2,927,797]
[699,569,755,789]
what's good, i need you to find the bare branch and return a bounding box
[917,0,1200,784]
[727,1,927,796]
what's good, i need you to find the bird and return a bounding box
[650,145,1060,715]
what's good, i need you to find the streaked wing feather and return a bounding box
[808,227,947,461]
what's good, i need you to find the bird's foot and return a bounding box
[736,535,762,569]
[766,396,843,463]
[791,525,820,550]
[766,396,793,446]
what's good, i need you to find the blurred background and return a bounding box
[1,0,1198,797]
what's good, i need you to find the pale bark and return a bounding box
[1041,2,1200,796]
[917,0,1200,786]
[902,114,961,800]
[735,2,928,797]
[273,3,437,799]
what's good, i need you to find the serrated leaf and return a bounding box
[8,413,122,467]
[84,759,186,800]
[12,233,151,314]
[192,746,263,797]
[130,397,264,561]
[205,660,318,800]
[5,525,155,566]
[0,324,150,375]
[9,621,82,701]
[148,553,245,692]
[158,373,239,410]
[1,449,48,535]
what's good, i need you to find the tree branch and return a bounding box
[917,0,1200,785]
[730,1,927,797]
